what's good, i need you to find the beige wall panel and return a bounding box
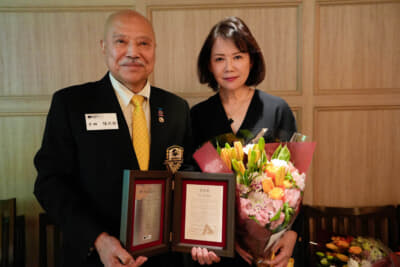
[0,115,47,266]
[150,4,300,98]
[0,10,115,97]
[316,2,400,94]
[313,106,400,206]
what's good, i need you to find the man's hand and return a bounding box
[191,247,221,265]
[265,230,297,267]
[95,232,147,267]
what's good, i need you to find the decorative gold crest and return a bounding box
[164,145,184,174]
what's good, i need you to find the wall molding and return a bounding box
[317,0,400,6]
[315,88,400,96]
[313,104,400,113]
[0,112,48,117]
[0,5,133,12]
[146,2,302,14]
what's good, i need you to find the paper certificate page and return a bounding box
[133,183,162,246]
[184,184,224,242]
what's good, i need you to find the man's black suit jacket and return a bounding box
[34,74,192,266]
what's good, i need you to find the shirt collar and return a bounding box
[109,72,151,107]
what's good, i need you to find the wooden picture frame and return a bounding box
[120,170,235,258]
[172,171,235,258]
[120,170,172,257]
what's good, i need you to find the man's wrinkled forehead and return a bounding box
[103,10,155,40]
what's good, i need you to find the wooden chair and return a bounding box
[302,205,399,250]
[1,198,16,267]
[1,198,25,267]
[14,215,25,267]
[39,213,62,267]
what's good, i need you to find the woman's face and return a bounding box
[209,37,252,92]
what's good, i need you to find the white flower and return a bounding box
[348,258,360,267]
[270,159,289,170]
[237,183,251,196]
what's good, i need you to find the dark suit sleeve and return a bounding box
[181,99,197,171]
[189,104,202,150]
[34,91,106,261]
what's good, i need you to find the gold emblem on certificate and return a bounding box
[164,145,184,174]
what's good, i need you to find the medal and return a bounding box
[158,108,165,123]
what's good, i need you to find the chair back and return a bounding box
[0,198,16,267]
[39,213,62,267]
[303,205,399,250]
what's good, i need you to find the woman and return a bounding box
[190,17,299,267]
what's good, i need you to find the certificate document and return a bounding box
[132,183,162,246]
[184,184,224,242]
[121,170,235,257]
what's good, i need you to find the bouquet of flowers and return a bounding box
[314,235,400,267]
[193,131,316,266]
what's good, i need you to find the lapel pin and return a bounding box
[158,108,165,123]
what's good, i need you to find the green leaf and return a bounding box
[231,159,241,175]
[277,145,291,162]
[216,140,221,155]
[243,171,251,186]
[261,150,267,165]
[271,144,282,159]
[249,215,260,224]
[284,172,298,188]
[283,203,291,226]
[248,150,257,170]
[258,137,265,152]
[284,172,292,180]
[270,208,281,222]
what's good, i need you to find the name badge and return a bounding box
[85,113,119,131]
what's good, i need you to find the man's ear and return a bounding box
[100,40,105,54]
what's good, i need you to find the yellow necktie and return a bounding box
[132,95,149,171]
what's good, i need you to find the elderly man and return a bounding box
[34,10,192,267]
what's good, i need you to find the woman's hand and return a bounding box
[265,230,297,267]
[191,247,221,265]
[95,232,147,267]
[235,242,253,265]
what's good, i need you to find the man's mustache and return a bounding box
[120,58,145,66]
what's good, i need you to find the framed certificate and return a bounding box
[120,170,235,258]
[172,171,235,257]
[120,170,172,257]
